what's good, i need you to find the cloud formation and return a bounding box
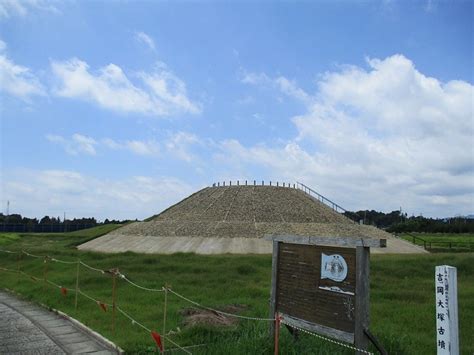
[3,169,195,220]
[46,133,97,155]
[0,40,45,99]
[234,54,474,216]
[51,58,201,116]
[135,31,156,51]
[0,0,60,19]
[46,132,202,161]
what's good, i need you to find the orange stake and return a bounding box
[274,312,281,355]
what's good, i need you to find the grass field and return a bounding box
[0,229,472,354]
[400,233,474,252]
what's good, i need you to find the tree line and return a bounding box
[343,210,474,233]
[0,213,133,233]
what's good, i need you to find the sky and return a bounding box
[0,0,473,221]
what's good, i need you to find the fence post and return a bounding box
[43,256,49,291]
[74,259,80,311]
[112,269,118,334]
[17,253,21,285]
[274,312,281,355]
[163,284,169,353]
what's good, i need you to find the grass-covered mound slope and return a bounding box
[0,230,472,354]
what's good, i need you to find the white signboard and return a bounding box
[435,265,459,355]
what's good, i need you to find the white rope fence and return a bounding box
[0,248,194,353]
[168,288,275,322]
[118,273,165,292]
[280,318,374,355]
[0,247,377,354]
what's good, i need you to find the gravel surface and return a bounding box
[79,186,426,254]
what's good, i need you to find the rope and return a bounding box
[77,289,112,306]
[22,250,44,258]
[45,279,75,292]
[0,249,20,254]
[280,319,374,355]
[117,306,192,354]
[0,266,18,273]
[79,261,105,274]
[17,270,42,282]
[117,306,151,332]
[51,257,79,265]
[168,289,275,321]
[119,273,165,292]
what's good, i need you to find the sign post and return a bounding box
[435,265,459,355]
[267,235,386,353]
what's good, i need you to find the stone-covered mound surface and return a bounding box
[78,186,425,254]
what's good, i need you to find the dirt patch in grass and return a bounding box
[180,305,248,327]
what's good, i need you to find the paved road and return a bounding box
[0,290,119,354]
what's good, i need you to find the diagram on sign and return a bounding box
[320,253,348,282]
[319,253,353,295]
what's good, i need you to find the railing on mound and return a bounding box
[210,180,350,216]
[211,180,296,188]
[295,182,348,214]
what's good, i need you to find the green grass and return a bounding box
[64,223,123,237]
[0,231,473,354]
[0,233,20,245]
[400,233,474,252]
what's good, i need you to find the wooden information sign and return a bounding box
[266,235,386,353]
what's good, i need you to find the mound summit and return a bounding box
[79,184,425,254]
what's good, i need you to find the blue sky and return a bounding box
[1,0,473,220]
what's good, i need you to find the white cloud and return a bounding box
[126,140,160,155]
[46,133,97,155]
[165,131,201,162]
[228,54,474,217]
[0,0,60,19]
[241,69,312,104]
[101,138,160,156]
[2,169,195,220]
[48,132,207,160]
[138,65,202,115]
[51,58,201,116]
[135,31,156,51]
[0,42,45,99]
